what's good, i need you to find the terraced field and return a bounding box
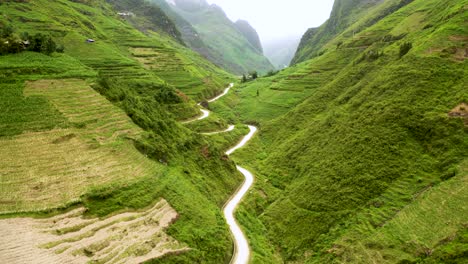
[0,199,187,264]
[130,46,221,98]
[0,79,163,214]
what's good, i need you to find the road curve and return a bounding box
[208,83,233,103]
[182,83,233,124]
[201,125,235,135]
[224,125,257,264]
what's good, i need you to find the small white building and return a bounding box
[117,12,135,17]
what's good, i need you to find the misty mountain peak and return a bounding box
[171,0,209,11]
[234,19,263,54]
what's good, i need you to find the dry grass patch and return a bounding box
[449,102,468,125]
[0,79,163,213]
[0,199,188,264]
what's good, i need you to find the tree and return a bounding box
[42,36,56,55]
[399,42,412,58]
[250,71,258,80]
[27,33,57,55]
[56,44,65,53]
[241,74,247,83]
[1,25,13,38]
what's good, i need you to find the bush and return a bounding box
[0,28,62,56]
[399,42,413,58]
[56,44,65,53]
[250,71,258,80]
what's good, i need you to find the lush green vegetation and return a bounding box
[1,0,466,263]
[0,0,248,263]
[0,24,64,55]
[213,0,468,263]
[106,0,184,43]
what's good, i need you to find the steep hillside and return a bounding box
[0,0,251,263]
[291,0,385,64]
[149,0,225,69]
[211,0,468,263]
[167,0,275,74]
[106,0,184,44]
[234,19,263,53]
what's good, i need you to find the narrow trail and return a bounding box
[188,83,255,264]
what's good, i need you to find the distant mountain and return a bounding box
[263,36,301,69]
[166,0,274,74]
[234,20,263,53]
[149,0,224,68]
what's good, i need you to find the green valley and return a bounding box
[0,0,467,263]
[211,0,468,263]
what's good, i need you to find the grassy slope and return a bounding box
[213,0,468,262]
[0,0,256,263]
[169,1,275,75]
[291,0,416,65]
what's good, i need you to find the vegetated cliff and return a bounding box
[149,0,225,65]
[234,19,263,54]
[291,0,386,64]
[167,0,275,74]
[106,0,184,43]
[212,0,468,263]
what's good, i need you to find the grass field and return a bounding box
[0,79,163,214]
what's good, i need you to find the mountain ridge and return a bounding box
[234,19,263,54]
[166,0,275,74]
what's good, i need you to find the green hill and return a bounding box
[0,0,252,263]
[211,0,468,263]
[166,0,275,74]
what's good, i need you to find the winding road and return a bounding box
[187,83,255,264]
[224,126,257,264]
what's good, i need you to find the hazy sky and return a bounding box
[206,0,335,42]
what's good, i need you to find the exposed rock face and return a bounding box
[234,19,263,53]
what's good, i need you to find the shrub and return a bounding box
[250,71,258,80]
[56,44,65,53]
[399,42,413,58]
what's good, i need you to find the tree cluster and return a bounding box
[0,25,64,56]
[240,71,258,83]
